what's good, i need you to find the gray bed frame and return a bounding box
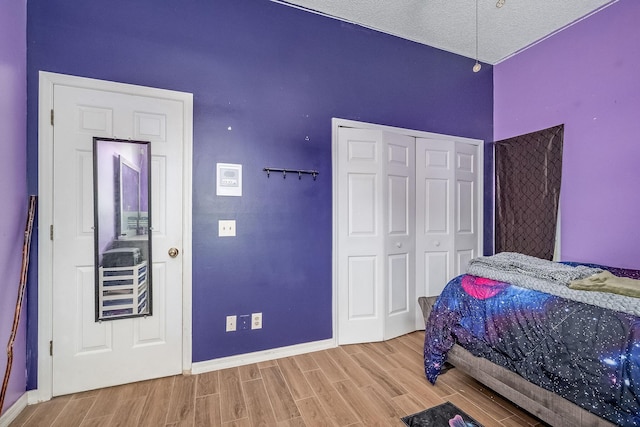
[418,296,616,427]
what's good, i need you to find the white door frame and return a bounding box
[331,118,484,341]
[36,71,193,402]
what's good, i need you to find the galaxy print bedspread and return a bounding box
[424,273,640,426]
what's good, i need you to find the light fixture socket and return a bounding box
[473,0,481,74]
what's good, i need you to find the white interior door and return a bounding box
[51,83,185,395]
[382,132,415,340]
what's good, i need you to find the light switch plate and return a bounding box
[218,220,236,237]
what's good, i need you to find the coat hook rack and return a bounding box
[263,167,319,181]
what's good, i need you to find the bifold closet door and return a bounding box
[382,132,415,341]
[337,128,385,344]
[454,141,480,275]
[415,138,479,321]
[337,128,415,344]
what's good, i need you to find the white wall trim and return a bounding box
[180,85,195,376]
[37,71,193,400]
[191,338,336,374]
[26,390,40,406]
[0,392,28,426]
[331,118,484,343]
[332,118,483,144]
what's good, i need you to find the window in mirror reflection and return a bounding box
[93,137,152,321]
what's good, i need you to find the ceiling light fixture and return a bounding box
[473,0,481,72]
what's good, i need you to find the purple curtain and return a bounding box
[495,125,564,260]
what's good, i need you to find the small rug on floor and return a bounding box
[401,402,484,427]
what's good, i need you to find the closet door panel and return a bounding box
[455,142,479,275]
[337,128,385,344]
[416,138,455,299]
[422,252,449,297]
[348,174,377,236]
[383,132,415,340]
[388,254,409,314]
[424,179,449,233]
[347,256,377,318]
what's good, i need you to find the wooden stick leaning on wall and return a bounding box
[0,195,36,413]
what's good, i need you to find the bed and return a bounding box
[420,253,640,427]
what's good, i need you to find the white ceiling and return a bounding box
[273,0,617,64]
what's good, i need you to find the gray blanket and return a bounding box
[467,252,640,317]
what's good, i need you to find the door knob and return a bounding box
[396,242,402,248]
[168,247,179,258]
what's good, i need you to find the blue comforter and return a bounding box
[424,269,640,426]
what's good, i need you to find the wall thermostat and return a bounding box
[216,163,242,196]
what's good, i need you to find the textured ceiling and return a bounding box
[273,0,617,64]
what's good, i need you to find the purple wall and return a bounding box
[0,0,27,414]
[27,0,493,369]
[494,0,640,269]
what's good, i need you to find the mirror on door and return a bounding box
[93,137,152,321]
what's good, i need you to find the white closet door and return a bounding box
[337,128,385,344]
[454,142,480,275]
[416,138,456,302]
[415,139,480,329]
[337,125,481,338]
[382,132,415,340]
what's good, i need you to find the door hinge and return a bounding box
[50,109,54,126]
[49,340,53,356]
[50,224,54,240]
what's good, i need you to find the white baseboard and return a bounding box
[0,392,28,427]
[191,338,336,374]
[27,390,43,406]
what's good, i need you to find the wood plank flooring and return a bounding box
[9,332,547,427]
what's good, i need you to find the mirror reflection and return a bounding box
[93,138,152,321]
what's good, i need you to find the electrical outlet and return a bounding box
[251,312,262,330]
[218,220,236,237]
[239,314,250,330]
[226,315,237,332]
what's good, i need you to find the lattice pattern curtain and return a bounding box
[495,125,564,260]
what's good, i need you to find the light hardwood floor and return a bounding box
[9,332,547,427]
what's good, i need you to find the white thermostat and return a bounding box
[216,163,242,196]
